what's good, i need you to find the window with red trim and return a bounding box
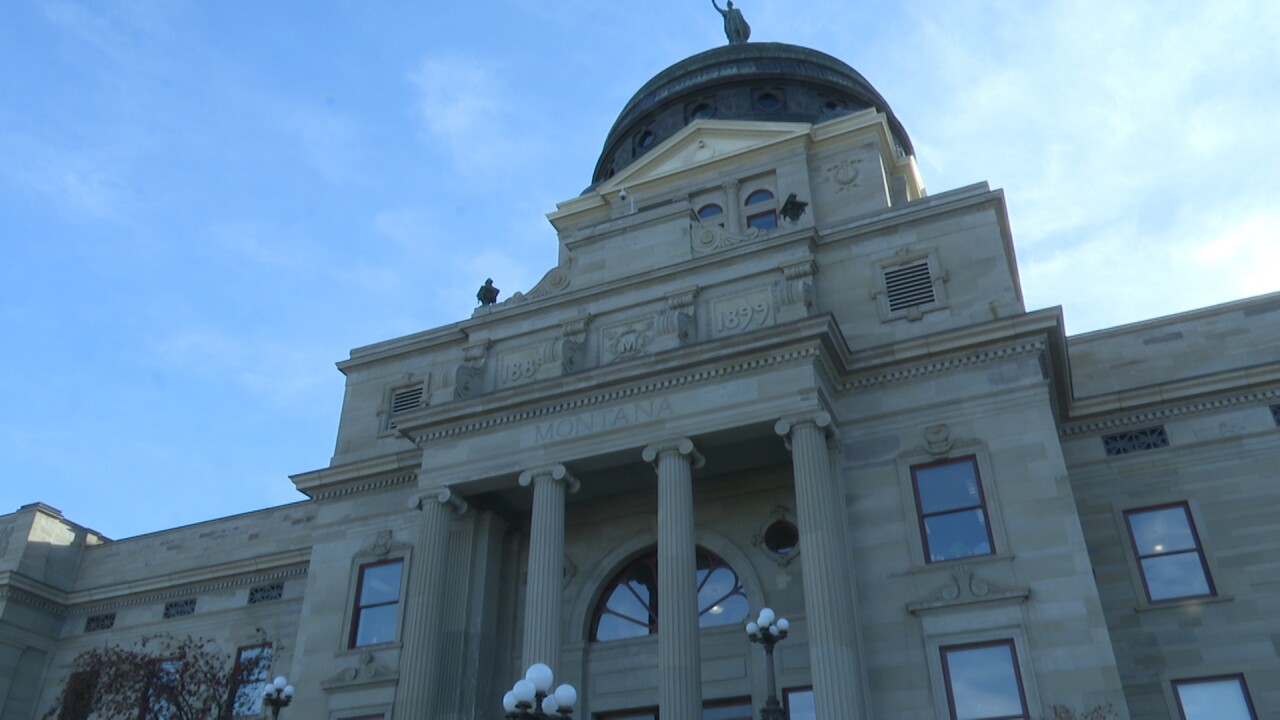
[1172,675,1256,720]
[940,640,1029,720]
[1124,503,1215,602]
[349,559,404,647]
[911,456,994,563]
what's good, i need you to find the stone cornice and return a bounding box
[65,548,312,610]
[68,565,309,616]
[839,339,1048,392]
[1061,386,1280,437]
[292,449,422,498]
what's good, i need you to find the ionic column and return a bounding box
[774,413,864,720]
[393,488,468,720]
[641,438,705,720]
[518,464,580,669]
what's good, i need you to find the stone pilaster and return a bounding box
[722,179,743,235]
[641,438,706,720]
[393,488,468,720]
[775,413,864,720]
[517,464,580,669]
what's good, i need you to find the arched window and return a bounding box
[590,547,749,642]
[744,189,774,206]
[697,204,724,220]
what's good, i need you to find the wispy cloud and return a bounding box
[411,56,533,178]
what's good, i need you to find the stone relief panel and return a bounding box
[600,317,655,365]
[497,342,558,389]
[708,285,777,339]
[907,564,1030,614]
[691,223,766,256]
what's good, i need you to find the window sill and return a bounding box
[905,552,1016,575]
[1134,594,1233,613]
[337,641,402,657]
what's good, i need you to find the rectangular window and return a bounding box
[58,670,98,720]
[1124,503,1215,602]
[1173,675,1256,720]
[227,644,272,717]
[143,659,181,720]
[349,559,404,648]
[912,457,994,563]
[940,640,1029,720]
[746,210,778,230]
[784,687,815,720]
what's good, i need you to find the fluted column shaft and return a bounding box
[393,489,467,720]
[518,465,579,668]
[642,438,705,720]
[775,414,864,720]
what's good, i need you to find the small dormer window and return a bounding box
[690,103,715,120]
[637,130,656,149]
[744,189,778,230]
[756,92,782,110]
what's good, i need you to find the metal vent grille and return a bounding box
[391,387,424,414]
[1102,426,1170,456]
[248,583,284,604]
[883,261,935,312]
[85,613,116,632]
[163,599,196,619]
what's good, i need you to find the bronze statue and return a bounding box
[712,0,750,44]
[477,278,500,305]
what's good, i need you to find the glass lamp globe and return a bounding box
[541,694,560,714]
[525,663,555,693]
[512,679,537,704]
[502,691,518,712]
[554,684,578,709]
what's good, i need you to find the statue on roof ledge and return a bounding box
[712,0,750,45]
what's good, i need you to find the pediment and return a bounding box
[907,564,1030,614]
[599,120,811,192]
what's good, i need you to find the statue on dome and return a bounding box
[712,0,751,45]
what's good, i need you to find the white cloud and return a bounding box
[411,56,531,177]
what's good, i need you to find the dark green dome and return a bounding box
[593,42,913,185]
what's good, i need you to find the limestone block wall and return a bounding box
[839,353,1129,719]
[1063,401,1280,718]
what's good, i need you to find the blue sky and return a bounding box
[2,1,1277,539]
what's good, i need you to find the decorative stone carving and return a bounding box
[924,424,953,455]
[602,318,655,364]
[560,315,593,375]
[710,286,776,338]
[692,223,765,255]
[906,565,1030,614]
[750,505,801,567]
[497,263,572,307]
[321,652,399,690]
[453,340,492,400]
[368,530,393,557]
[777,258,816,322]
[825,156,862,192]
[653,286,699,352]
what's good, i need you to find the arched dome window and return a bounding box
[744,189,774,206]
[590,547,749,642]
[697,203,724,220]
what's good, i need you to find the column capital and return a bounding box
[517,464,581,493]
[409,487,469,515]
[774,412,834,441]
[641,437,706,469]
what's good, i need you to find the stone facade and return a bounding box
[1,42,1276,720]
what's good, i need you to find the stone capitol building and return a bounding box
[2,28,1278,720]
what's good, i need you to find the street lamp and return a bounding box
[261,675,294,719]
[502,663,578,718]
[745,607,789,720]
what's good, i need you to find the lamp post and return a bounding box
[746,608,789,720]
[261,675,294,719]
[502,663,578,718]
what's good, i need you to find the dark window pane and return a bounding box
[605,584,650,623]
[1128,507,1197,555]
[747,211,777,230]
[943,643,1027,720]
[359,562,402,605]
[1175,677,1255,720]
[1142,554,1212,601]
[697,204,723,219]
[915,461,982,514]
[595,613,650,641]
[744,190,774,205]
[924,509,992,562]
[354,604,398,646]
[785,689,816,720]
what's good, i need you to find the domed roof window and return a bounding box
[755,92,782,110]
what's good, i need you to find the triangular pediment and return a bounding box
[598,120,812,192]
